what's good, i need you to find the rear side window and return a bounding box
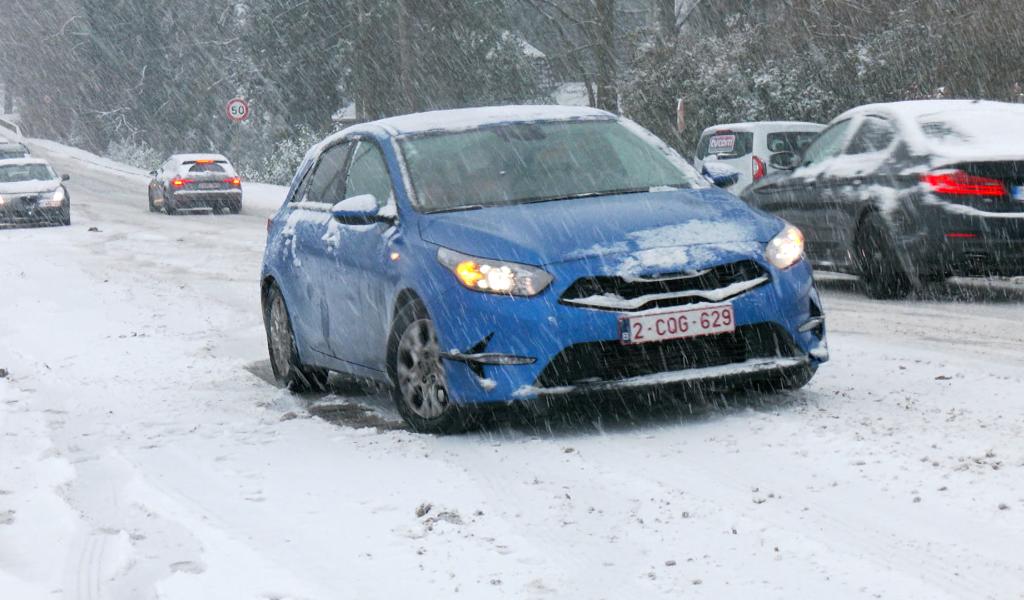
[696,131,754,159]
[187,162,227,173]
[845,116,896,154]
[766,131,819,155]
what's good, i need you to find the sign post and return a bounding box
[225,98,249,169]
[676,98,685,133]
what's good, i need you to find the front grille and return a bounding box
[535,323,797,388]
[560,260,767,312]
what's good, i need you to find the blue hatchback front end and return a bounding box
[416,193,827,404]
[261,106,827,431]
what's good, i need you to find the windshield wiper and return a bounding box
[521,187,655,205]
[424,204,484,214]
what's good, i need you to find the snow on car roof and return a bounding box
[169,153,230,164]
[0,157,50,167]
[840,99,1024,162]
[701,121,824,133]
[368,105,615,136]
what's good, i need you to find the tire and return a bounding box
[228,201,241,214]
[855,212,913,300]
[148,189,158,212]
[264,284,329,393]
[389,300,467,434]
[163,190,177,215]
[59,204,70,226]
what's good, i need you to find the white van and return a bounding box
[694,121,824,193]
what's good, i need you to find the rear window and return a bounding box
[917,109,1024,150]
[0,145,28,160]
[187,162,227,173]
[766,132,819,155]
[696,131,753,159]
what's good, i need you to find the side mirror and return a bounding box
[331,194,391,224]
[701,161,741,188]
[61,174,70,181]
[768,151,799,171]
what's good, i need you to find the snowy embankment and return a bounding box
[1,139,1023,599]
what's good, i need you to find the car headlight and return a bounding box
[0,194,6,206]
[437,247,553,296]
[765,224,805,269]
[42,187,66,206]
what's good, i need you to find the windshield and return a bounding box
[187,162,227,173]
[400,119,703,212]
[0,163,56,183]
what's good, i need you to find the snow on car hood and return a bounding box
[417,187,783,271]
[0,179,60,195]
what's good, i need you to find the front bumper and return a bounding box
[423,250,827,405]
[0,206,67,226]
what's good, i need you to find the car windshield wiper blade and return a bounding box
[424,204,484,214]
[521,187,655,205]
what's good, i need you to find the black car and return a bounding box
[742,100,1024,298]
[0,141,30,160]
[148,153,243,214]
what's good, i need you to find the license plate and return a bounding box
[198,182,221,190]
[619,303,735,345]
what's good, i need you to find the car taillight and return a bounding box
[920,170,1005,197]
[171,178,190,187]
[224,177,241,187]
[752,155,766,182]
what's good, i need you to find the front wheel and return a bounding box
[390,302,466,433]
[264,284,328,392]
[855,212,913,300]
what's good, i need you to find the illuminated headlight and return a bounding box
[0,194,6,206]
[765,224,805,269]
[437,247,553,296]
[41,187,65,207]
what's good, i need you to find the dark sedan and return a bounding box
[742,100,1024,298]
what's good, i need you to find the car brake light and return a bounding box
[195,159,215,164]
[945,232,978,238]
[753,155,767,182]
[921,170,1005,197]
[224,177,241,186]
[171,178,190,187]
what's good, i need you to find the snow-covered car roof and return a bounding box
[700,121,824,133]
[367,105,615,136]
[0,157,51,168]
[837,99,1024,163]
[168,153,231,165]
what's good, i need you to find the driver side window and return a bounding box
[344,141,393,207]
[300,142,352,204]
[801,119,854,166]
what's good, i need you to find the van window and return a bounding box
[696,131,754,159]
[766,131,819,155]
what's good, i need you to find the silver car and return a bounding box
[0,158,71,227]
[148,153,243,214]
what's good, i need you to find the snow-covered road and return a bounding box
[2,140,1023,600]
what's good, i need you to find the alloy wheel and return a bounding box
[396,319,450,420]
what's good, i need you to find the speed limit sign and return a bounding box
[226,98,250,122]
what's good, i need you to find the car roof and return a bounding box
[0,157,50,167]
[834,99,1014,122]
[168,153,230,164]
[701,121,824,134]
[0,141,27,148]
[360,105,615,136]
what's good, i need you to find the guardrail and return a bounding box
[0,116,22,139]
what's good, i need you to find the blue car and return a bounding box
[260,106,828,433]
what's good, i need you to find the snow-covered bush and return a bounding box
[105,138,164,171]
